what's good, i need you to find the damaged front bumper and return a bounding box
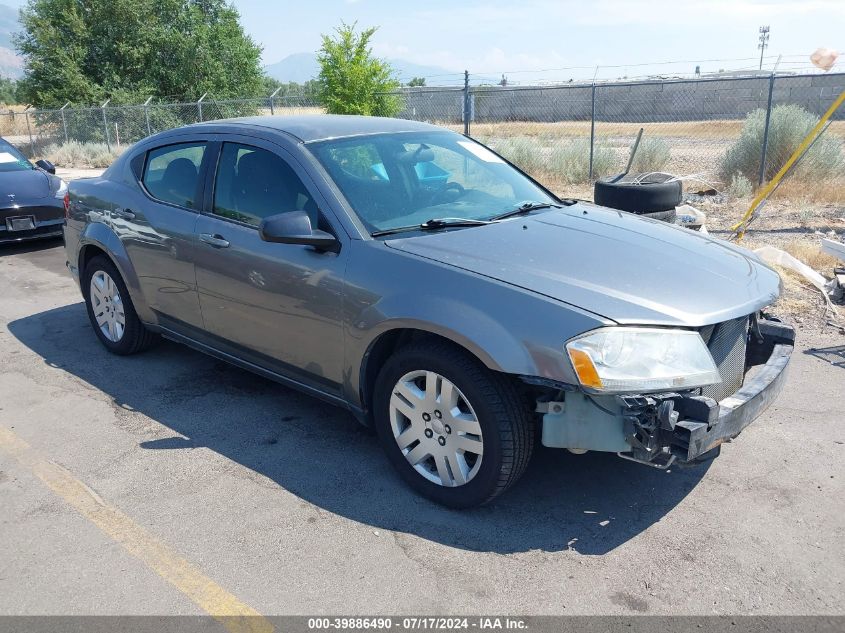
[617,318,794,466]
[536,318,795,467]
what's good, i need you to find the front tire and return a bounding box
[82,255,156,355]
[373,340,534,508]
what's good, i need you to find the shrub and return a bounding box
[41,141,123,168]
[492,136,544,174]
[490,136,615,184]
[722,104,844,183]
[727,172,753,198]
[631,137,670,173]
[548,139,615,183]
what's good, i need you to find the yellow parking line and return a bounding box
[0,425,274,633]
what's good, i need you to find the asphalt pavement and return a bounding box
[0,238,843,618]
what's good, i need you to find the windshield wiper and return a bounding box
[420,217,492,229]
[371,217,492,237]
[489,200,573,221]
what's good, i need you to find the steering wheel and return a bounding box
[429,181,466,205]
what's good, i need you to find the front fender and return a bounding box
[355,295,532,374]
[342,242,613,409]
[78,222,156,324]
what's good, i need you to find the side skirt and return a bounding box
[156,325,365,420]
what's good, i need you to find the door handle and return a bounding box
[112,208,135,220]
[199,233,230,248]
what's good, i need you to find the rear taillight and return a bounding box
[63,192,70,218]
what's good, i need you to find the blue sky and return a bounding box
[230,0,843,81]
[3,0,843,81]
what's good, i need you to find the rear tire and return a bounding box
[373,340,534,508]
[82,255,156,355]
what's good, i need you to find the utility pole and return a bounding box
[758,26,770,70]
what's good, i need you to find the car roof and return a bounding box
[192,114,445,143]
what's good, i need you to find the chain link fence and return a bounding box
[0,94,323,158]
[2,72,843,194]
[396,72,845,195]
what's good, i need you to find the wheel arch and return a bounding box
[77,224,155,324]
[356,325,516,426]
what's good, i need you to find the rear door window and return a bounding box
[142,143,206,208]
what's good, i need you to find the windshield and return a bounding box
[308,131,555,234]
[0,139,33,173]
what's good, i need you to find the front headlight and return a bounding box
[565,327,720,393]
[54,179,68,199]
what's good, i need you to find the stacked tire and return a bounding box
[593,173,681,222]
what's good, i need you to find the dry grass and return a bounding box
[771,273,814,313]
[770,176,845,204]
[781,239,841,272]
[39,142,124,169]
[0,106,33,136]
[767,259,832,323]
[747,236,842,324]
[449,120,845,141]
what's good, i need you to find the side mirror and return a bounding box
[259,210,339,252]
[35,159,56,175]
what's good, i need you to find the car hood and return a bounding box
[0,169,53,201]
[384,203,781,327]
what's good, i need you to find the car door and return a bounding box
[193,137,348,394]
[114,140,210,331]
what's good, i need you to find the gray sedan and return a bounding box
[63,116,793,508]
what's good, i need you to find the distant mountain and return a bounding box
[264,52,319,84]
[264,52,455,85]
[0,3,23,79]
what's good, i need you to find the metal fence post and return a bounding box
[60,102,70,144]
[101,99,111,151]
[143,97,152,136]
[197,92,207,122]
[588,66,599,181]
[463,70,470,136]
[758,72,776,186]
[269,87,281,115]
[24,107,35,157]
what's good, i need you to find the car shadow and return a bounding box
[8,303,710,555]
[0,236,64,256]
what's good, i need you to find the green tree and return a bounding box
[407,77,426,87]
[316,22,401,117]
[15,0,265,107]
[0,78,18,104]
[261,77,320,100]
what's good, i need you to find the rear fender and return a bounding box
[78,222,156,324]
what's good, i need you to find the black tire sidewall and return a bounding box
[638,209,677,223]
[594,175,682,213]
[373,345,510,508]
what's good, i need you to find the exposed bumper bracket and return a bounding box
[619,318,794,464]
